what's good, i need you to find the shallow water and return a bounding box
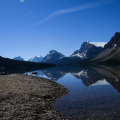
[29,65,120,120]
[55,74,120,120]
[2,65,120,120]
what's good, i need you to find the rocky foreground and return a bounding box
[0,74,68,120]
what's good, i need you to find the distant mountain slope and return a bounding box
[91,32,120,63]
[42,50,65,64]
[28,56,43,62]
[13,56,25,61]
[0,56,55,69]
[89,42,107,47]
[104,32,120,49]
[56,42,106,65]
[71,42,106,58]
[40,65,120,92]
[56,56,83,65]
[41,42,107,65]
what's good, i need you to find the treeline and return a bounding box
[0,56,55,69]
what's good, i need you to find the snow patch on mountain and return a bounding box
[71,50,87,58]
[73,70,88,78]
[41,50,65,64]
[36,55,43,57]
[90,79,109,86]
[89,42,107,47]
[13,56,25,61]
[28,56,43,62]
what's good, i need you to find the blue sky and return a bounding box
[0,0,120,60]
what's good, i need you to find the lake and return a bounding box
[27,65,120,120]
[1,65,120,120]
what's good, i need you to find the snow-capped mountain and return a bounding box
[104,32,120,49]
[91,32,120,63]
[53,42,107,65]
[28,56,43,62]
[13,56,25,61]
[89,42,107,47]
[72,69,105,86]
[42,69,65,81]
[91,79,109,86]
[73,70,109,86]
[41,50,65,64]
[71,42,107,59]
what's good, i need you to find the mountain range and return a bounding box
[40,41,107,64]
[28,56,43,62]
[41,32,120,65]
[13,56,43,62]
[12,32,120,65]
[90,32,120,64]
[42,50,65,64]
[30,65,120,93]
[14,56,25,61]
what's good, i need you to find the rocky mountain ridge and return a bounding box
[12,32,120,65]
[28,56,43,62]
[90,32,120,63]
[13,56,25,61]
[41,50,65,64]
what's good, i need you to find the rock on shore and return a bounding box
[0,74,68,120]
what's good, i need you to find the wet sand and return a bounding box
[0,74,68,120]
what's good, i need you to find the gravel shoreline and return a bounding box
[0,74,68,120]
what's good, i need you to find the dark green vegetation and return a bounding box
[0,56,55,72]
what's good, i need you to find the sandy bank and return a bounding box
[0,74,68,120]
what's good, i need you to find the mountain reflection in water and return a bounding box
[1,65,120,120]
[28,65,120,93]
[28,65,120,120]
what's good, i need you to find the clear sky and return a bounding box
[0,0,120,60]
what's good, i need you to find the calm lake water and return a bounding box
[2,65,120,120]
[27,65,120,120]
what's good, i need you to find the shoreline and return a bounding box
[0,74,68,119]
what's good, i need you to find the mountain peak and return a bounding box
[90,32,120,63]
[71,41,104,59]
[35,55,43,58]
[89,42,107,47]
[114,32,120,36]
[28,56,43,62]
[49,50,57,54]
[13,56,25,61]
[42,50,65,64]
[104,32,120,49]
[16,56,21,58]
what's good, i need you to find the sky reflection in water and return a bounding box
[28,65,120,120]
[2,65,120,119]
